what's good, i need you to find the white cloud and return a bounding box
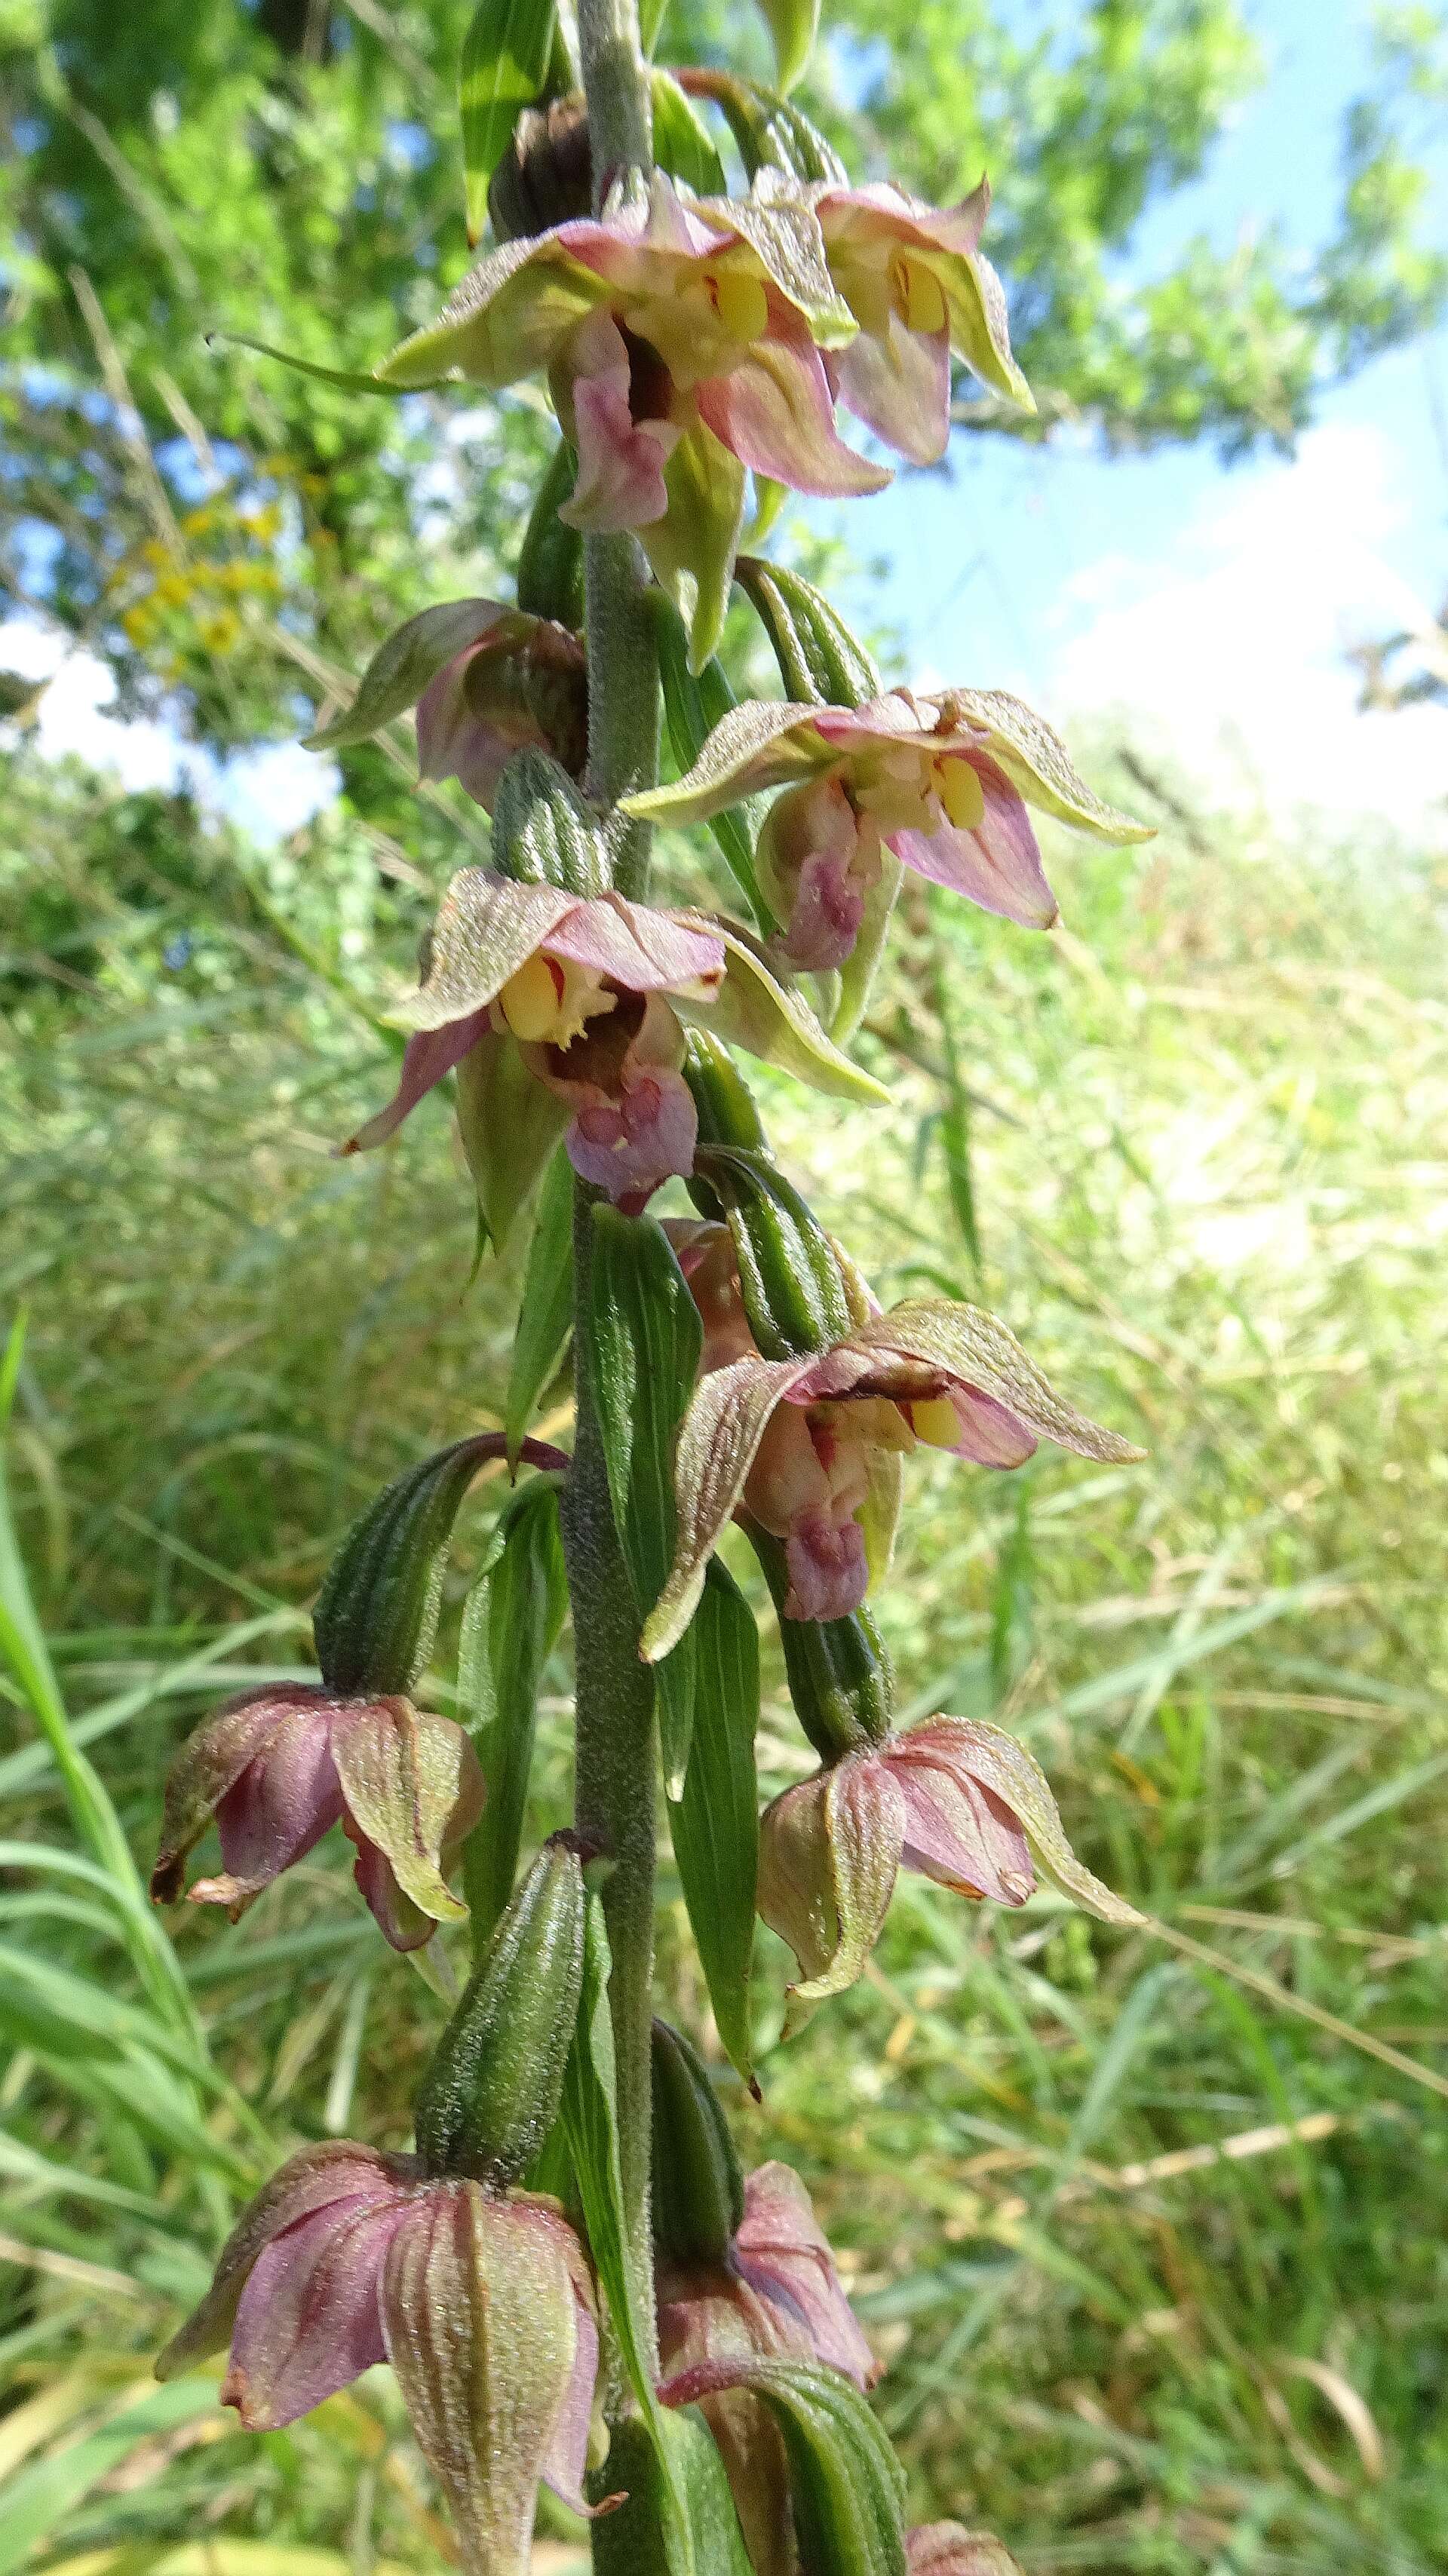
[1048,425,1448,828]
[0,618,337,838]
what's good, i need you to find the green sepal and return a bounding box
[581,1207,704,1794]
[516,439,585,628]
[735,557,880,710]
[673,1559,761,2087]
[305,600,527,753]
[694,1146,852,1362]
[667,2360,907,2576]
[652,70,728,195]
[505,1146,575,1464]
[413,1830,586,2185]
[677,71,847,186]
[492,747,609,894]
[456,1027,572,1256]
[831,854,903,1044]
[642,422,746,675]
[655,599,775,934]
[750,1527,895,1757]
[457,1477,569,1948]
[312,1434,511,1697]
[651,2017,745,2266]
[590,2412,754,2576]
[204,330,427,394]
[459,0,559,245]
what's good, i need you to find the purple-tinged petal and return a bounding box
[886,1744,1035,1906]
[557,311,677,532]
[565,1062,699,1208]
[346,1837,435,1952]
[888,755,1058,929]
[757,773,874,973]
[223,2195,405,2428]
[815,179,991,263]
[836,315,951,467]
[339,1011,492,1157]
[152,1686,319,1905]
[783,1510,870,1622]
[415,639,538,809]
[543,893,726,992]
[192,1707,346,1916]
[756,1753,906,2003]
[735,2164,876,2388]
[915,1385,1039,1467]
[697,330,891,500]
[156,2143,419,2381]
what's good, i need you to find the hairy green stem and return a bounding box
[562,1185,660,2371]
[566,0,663,2389]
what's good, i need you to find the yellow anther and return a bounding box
[937,757,986,832]
[708,268,770,345]
[499,953,566,1043]
[894,256,947,337]
[907,1397,960,1450]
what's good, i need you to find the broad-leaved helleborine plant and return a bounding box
[152,0,1154,2565]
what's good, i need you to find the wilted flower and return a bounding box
[646,1231,1143,1648]
[151,1684,483,1952]
[344,875,884,1234]
[658,2162,875,2576]
[379,173,887,664]
[155,2143,604,2575]
[759,1716,1143,2004]
[908,2527,1024,2576]
[811,178,1032,465]
[416,616,587,809]
[625,686,1151,970]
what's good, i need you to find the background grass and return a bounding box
[2,736,1446,2574]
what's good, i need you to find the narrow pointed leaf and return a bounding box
[459,0,559,244]
[206,331,419,393]
[582,1208,704,1791]
[652,71,728,195]
[671,1562,760,2085]
[505,1146,575,1463]
[458,1479,569,1947]
[752,0,821,94]
[595,2412,755,2576]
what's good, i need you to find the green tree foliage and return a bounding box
[2,0,1444,771]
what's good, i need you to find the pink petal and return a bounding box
[544,894,726,992]
[222,2194,404,2428]
[783,1511,869,1621]
[887,1741,1034,1905]
[198,1708,345,1909]
[933,1385,1038,1467]
[695,321,891,500]
[541,2293,598,2512]
[836,317,951,468]
[339,1012,492,1156]
[735,2165,876,2388]
[564,1062,698,1208]
[817,180,991,261]
[416,646,514,808]
[558,311,676,533]
[809,692,933,751]
[347,1835,436,1952]
[888,753,1057,928]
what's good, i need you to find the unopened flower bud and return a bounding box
[415,1833,587,2188]
[908,2526,1023,2575]
[487,93,594,243]
[417,618,587,811]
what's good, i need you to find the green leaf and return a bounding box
[582,1208,704,1794]
[304,599,520,751]
[663,2360,907,2576]
[638,0,671,52]
[458,1478,569,1948]
[592,2411,755,2576]
[655,600,775,933]
[516,439,584,626]
[751,0,821,94]
[651,71,729,195]
[505,1147,575,1464]
[459,0,559,246]
[671,1562,760,2087]
[563,1900,686,2541]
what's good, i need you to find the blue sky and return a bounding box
[8,0,1447,835]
